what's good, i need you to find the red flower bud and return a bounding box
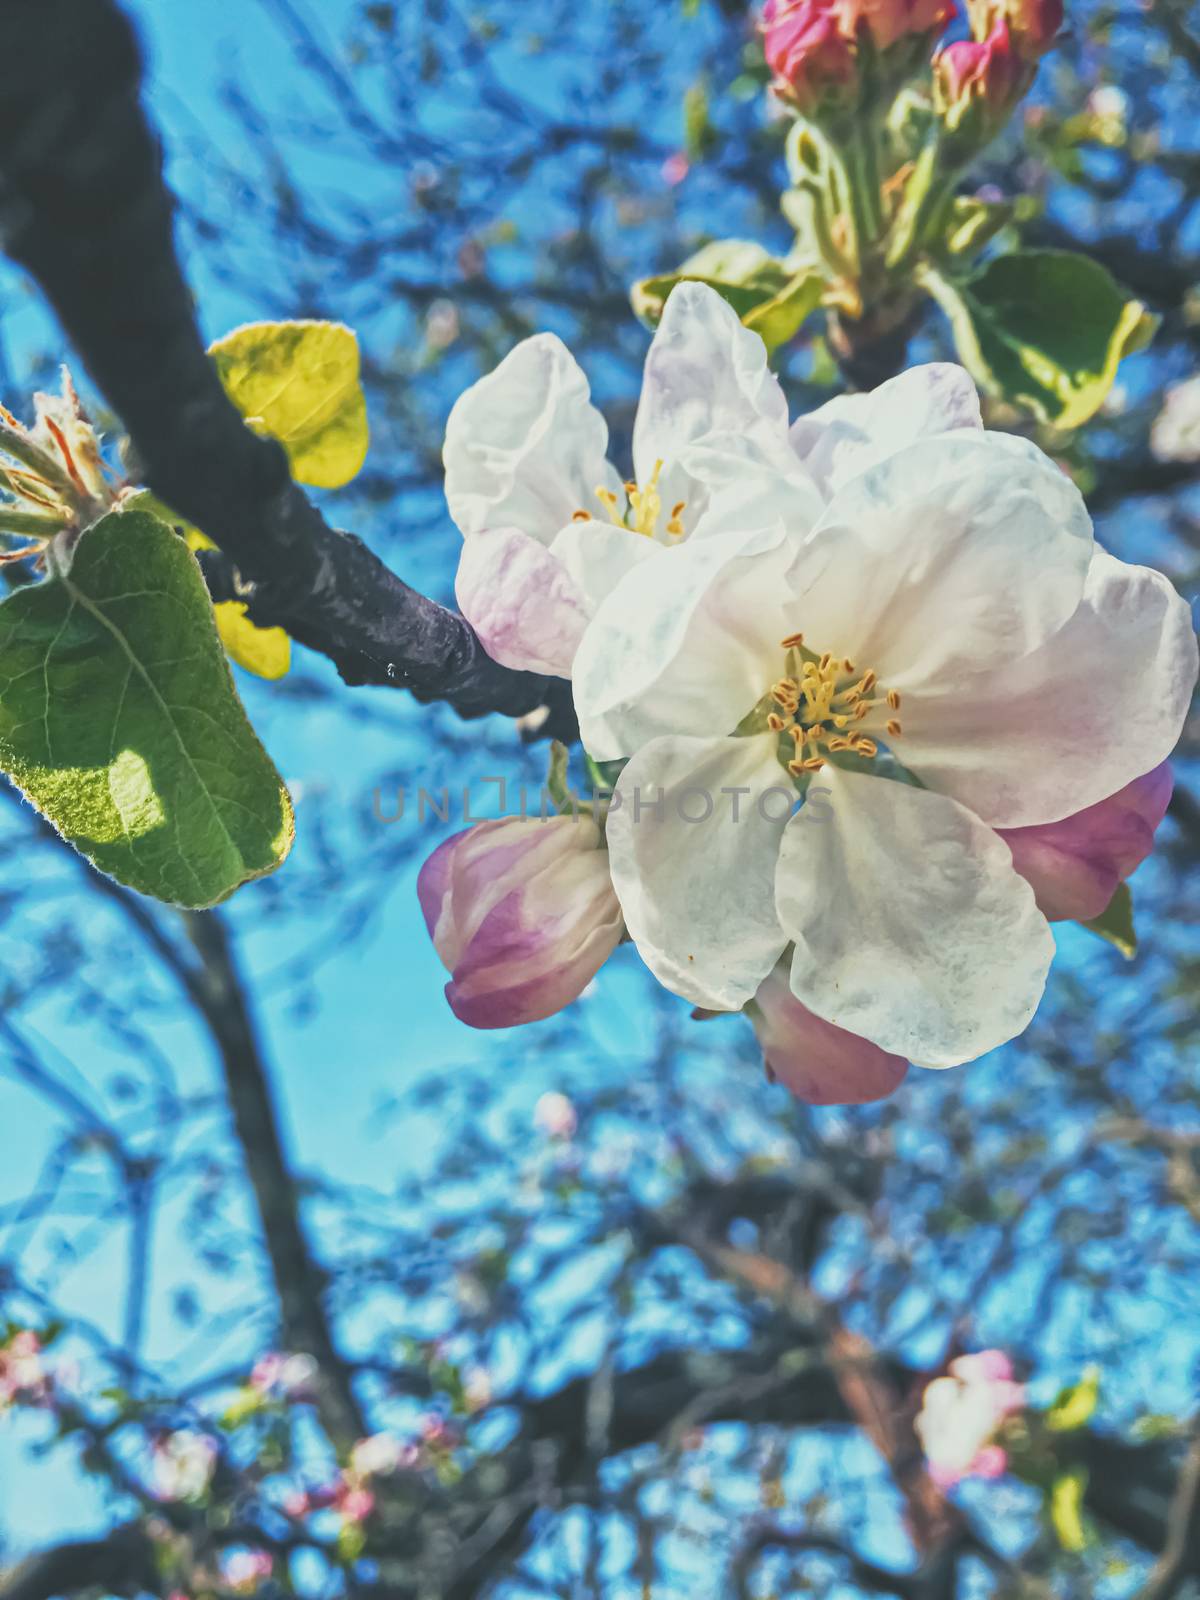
[935,20,1022,122]
[1003,0,1063,52]
[761,0,857,112]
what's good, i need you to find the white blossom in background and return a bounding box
[349,1431,406,1479]
[0,1330,52,1411]
[152,1429,217,1503]
[249,1350,318,1400]
[915,1351,1025,1488]
[1151,375,1200,463]
[572,367,1197,1069]
[533,1090,578,1140]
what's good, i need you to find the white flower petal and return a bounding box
[455,527,589,677]
[548,520,659,614]
[606,733,791,1010]
[900,549,1199,826]
[793,432,1094,691]
[443,334,621,543]
[633,282,792,528]
[573,517,797,760]
[776,767,1054,1067]
[789,363,982,498]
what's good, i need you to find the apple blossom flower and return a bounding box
[1151,376,1200,464]
[443,282,818,677]
[750,960,909,1103]
[419,815,624,1029]
[915,1350,1025,1488]
[533,1090,578,1140]
[572,367,1197,1068]
[998,763,1173,923]
[221,1550,274,1594]
[152,1429,217,1503]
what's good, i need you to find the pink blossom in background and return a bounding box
[915,1350,1025,1488]
[221,1550,274,1594]
[533,1090,578,1139]
[661,152,690,186]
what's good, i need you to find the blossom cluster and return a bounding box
[421,281,1197,1105]
[0,1329,55,1413]
[915,1349,1026,1486]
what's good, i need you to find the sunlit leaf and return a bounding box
[0,508,294,907]
[1080,883,1136,960]
[209,319,369,488]
[631,240,823,353]
[922,250,1157,429]
[1049,1468,1092,1553]
[1046,1366,1101,1432]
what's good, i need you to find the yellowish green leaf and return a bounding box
[1049,1468,1091,1553]
[922,251,1157,430]
[209,319,369,489]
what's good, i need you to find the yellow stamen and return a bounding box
[572,508,592,522]
[887,719,902,738]
[780,631,805,649]
[887,689,901,710]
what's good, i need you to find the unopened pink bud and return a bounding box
[935,20,1022,119]
[838,0,956,49]
[761,0,857,112]
[418,816,623,1030]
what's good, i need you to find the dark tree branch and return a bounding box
[0,0,575,738]
[0,1524,156,1600]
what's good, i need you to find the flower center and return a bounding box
[767,632,902,777]
[572,459,686,539]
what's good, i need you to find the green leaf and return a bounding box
[0,508,294,907]
[631,241,823,353]
[1046,1366,1101,1432]
[131,492,292,682]
[1080,882,1136,960]
[1049,1467,1092,1553]
[209,319,369,489]
[921,250,1157,429]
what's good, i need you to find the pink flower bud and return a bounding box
[418,816,623,1029]
[998,763,1172,923]
[838,0,956,49]
[761,0,857,112]
[935,21,1022,117]
[749,962,909,1105]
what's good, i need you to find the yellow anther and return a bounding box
[595,486,622,525]
[842,658,855,673]
[854,737,878,757]
[853,701,869,720]
[818,651,833,672]
[666,500,687,537]
[767,712,787,732]
[780,631,805,649]
[572,508,592,522]
[887,719,903,738]
[887,689,901,710]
